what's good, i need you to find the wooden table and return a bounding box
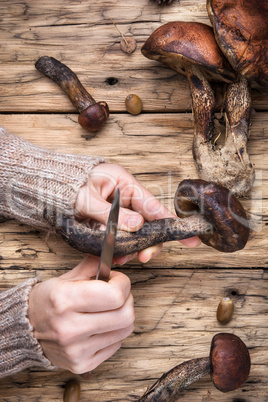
[0,1,267,401]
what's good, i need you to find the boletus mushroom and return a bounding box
[207,0,268,85]
[52,179,249,256]
[141,22,255,196]
[35,56,109,135]
[139,333,251,400]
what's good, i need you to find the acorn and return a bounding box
[125,94,143,115]
[63,380,81,402]
[217,297,234,324]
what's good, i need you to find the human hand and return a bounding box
[75,163,200,264]
[28,255,134,374]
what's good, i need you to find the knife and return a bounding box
[81,189,120,379]
[95,188,120,282]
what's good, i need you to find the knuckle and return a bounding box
[53,321,75,346]
[63,347,86,374]
[110,287,126,310]
[53,325,69,346]
[122,297,135,327]
[49,282,69,315]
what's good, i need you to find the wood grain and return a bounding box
[0,113,267,269]
[0,1,267,401]
[0,269,267,401]
[0,0,267,113]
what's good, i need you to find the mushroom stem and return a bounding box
[139,357,210,401]
[35,56,95,112]
[35,56,109,132]
[188,65,254,196]
[56,215,212,257]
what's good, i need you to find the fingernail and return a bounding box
[122,215,143,231]
[120,253,137,265]
[126,252,137,262]
[142,246,160,263]
[120,257,128,265]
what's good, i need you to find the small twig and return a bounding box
[111,18,129,48]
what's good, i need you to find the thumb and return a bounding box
[61,254,100,280]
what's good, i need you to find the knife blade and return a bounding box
[95,188,120,282]
[81,189,120,379]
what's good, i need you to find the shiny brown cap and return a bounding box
[210,333,251,392]
[141,21,235,81]
[207,0,268,83]
[78,101,109,132]
[175,179,250,252]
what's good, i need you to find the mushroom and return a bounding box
[35,56,109,134]
[139,333,251,400]
[207,0,268,85]
[141,21,255,196]
[50,179,249,256]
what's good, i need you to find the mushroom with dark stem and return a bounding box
[35,56,109,135]
[141,21,255,196]
[50,179,250,256]
[138,333,251,401]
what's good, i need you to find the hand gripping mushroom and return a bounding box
[35,56,109,134]
[141,22,255,196]
[138,333,251,400]
[50,179,249,256]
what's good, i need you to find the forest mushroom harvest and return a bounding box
[141,21,255,196]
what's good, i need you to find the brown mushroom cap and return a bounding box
[78,101,109,132]
[210,333,251,392]
[207,0,268,84]
[175,179,250,252]
[141,21,235,82]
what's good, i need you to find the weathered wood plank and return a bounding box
[0,1,267,401]
[0,268,267,401]
[0,0,267,113]
[0,113,267,269]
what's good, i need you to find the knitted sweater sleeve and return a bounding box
[0,126,105,229]
[0,278,55,378]
[0,127,106,377]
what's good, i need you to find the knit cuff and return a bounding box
[0,278,55,378]
[0,127,105,230]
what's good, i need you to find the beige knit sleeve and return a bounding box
[0,278,55,378]
[0,127,105,230]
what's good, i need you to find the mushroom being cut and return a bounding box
[35,56,109,135]
[141,21,255,196]
[207,0,268,85]
[139,333,251,400]
[50,179,249,255]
